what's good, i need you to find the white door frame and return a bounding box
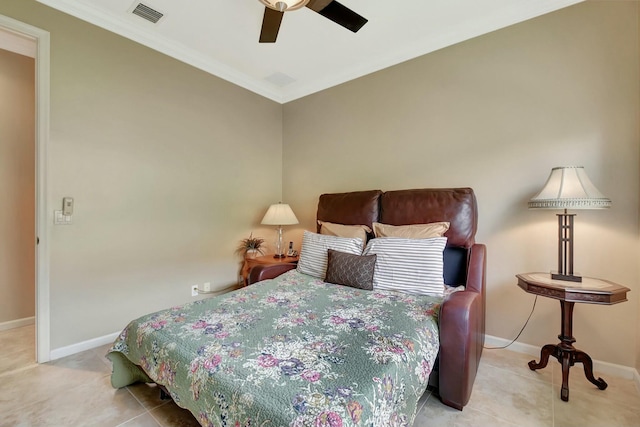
[0,14,51,363]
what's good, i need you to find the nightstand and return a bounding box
[241,254,298,287]
[516,272,630,402]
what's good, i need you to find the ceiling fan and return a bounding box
[258,0,367,43]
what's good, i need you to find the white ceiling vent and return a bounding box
[131,3,164,24]
[264,72,296,87]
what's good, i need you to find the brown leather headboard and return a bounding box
[379,188,477,248]
[316,190,382,232]
[316,187,477,248]
[316,188,478,286]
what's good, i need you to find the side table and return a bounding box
[241,254,298,287]
[516,272,629,402]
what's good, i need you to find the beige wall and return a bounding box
[0,0,283,349]
[283,1,640,367]
[0,48,35,324]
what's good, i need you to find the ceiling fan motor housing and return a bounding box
[258,0,366,43]
[260,0,310,12]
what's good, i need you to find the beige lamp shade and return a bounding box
[528,166,611,210]
[528,166,611,282]
[261,203,299,225]
[261,202,298,258]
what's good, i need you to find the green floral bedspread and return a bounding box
[107,270,441,427]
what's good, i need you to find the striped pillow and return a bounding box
[297,231,365,279]
[363,237,447,297]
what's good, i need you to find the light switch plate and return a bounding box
[54,210,72,225]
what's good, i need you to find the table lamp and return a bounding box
[528,166,611,282]
[261,202,299,258]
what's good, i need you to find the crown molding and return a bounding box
[37,0,583,104]
[280,0,584,102]
[36,0,285,102]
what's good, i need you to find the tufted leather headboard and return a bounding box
[379,188,477,248]
[316,187,479,286]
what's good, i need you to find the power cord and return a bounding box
[483,295,538,350]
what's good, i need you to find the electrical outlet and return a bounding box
[191,285,199,297]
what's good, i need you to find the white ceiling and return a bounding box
[36,0,583,103]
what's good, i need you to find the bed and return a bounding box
[107,187,486,426]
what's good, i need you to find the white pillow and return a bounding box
[297,231,364,279]
[363,237,447,297]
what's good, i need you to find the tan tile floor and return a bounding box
[1,325,639,426]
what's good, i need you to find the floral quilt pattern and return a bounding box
[108,270,441,427]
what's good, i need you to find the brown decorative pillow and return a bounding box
[325,249,377,290]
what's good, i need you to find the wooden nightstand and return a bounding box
[516,272,630,402]
[241,254,298,287]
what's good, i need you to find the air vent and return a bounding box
[131,3,164,24]
[264,72,296,87]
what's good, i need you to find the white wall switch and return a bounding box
[54,210,72,225]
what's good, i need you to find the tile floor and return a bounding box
[1,325,639,426]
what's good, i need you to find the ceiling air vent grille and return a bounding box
[132,3,164,23]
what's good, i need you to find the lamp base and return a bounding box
[551,271,582,283]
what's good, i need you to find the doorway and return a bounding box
[0,14,50,363]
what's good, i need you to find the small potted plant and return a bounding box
[236,233,265,259]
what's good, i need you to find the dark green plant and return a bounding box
[236,233,265,256]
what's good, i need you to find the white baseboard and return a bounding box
[47,285,239,361]
[0,316,35,332]
[485,334,637,380]
[49,331,120,361]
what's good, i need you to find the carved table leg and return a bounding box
[560,351,572,401]
[529,344,557,371]
[529,300,608,402]
[573,350,608,390]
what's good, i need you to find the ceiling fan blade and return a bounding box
[306,0,367,33]
[259,7,284,43]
